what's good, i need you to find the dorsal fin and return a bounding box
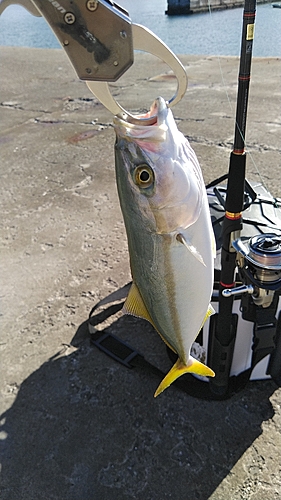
[123,282,154,323]
[123,282,177,354]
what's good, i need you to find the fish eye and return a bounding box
[134,165,154,188]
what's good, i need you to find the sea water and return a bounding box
[0,1,280,56]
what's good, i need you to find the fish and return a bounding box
[113,97,216,397]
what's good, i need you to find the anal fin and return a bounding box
[204,303,215,323]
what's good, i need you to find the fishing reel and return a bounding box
[195,181,281,399]
[227,234,281,308]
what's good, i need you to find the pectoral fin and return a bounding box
[176,233,206,266]
[154,356,215,397]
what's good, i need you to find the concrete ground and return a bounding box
[0,47,280,500]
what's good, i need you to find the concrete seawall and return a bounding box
[166,0,271,14]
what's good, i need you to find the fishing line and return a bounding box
[206,0,269,191]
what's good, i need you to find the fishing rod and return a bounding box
[208,0,257,397]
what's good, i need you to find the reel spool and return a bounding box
[233,234,281,290]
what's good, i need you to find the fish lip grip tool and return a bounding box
[0,0,134,81]
[0,0,187,125]
[86,23,188,125]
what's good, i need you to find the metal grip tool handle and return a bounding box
[86,24,188,124]
[0,0,134,81]
[0,0,188,121]
[0,0,40,16]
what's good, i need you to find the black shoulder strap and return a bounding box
[88,286,280,400]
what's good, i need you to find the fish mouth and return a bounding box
[114,97,168,128]
[113,97,169,142]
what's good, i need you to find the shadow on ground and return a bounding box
[0,310,277,500]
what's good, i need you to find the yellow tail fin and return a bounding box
[154,357,215,398]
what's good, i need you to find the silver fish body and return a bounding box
[114,97,215,396]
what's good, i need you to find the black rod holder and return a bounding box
[208,0,257,397]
